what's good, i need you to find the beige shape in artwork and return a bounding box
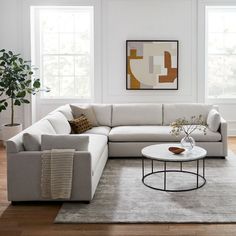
[130,42,177,87]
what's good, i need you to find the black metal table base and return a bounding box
[142,158,206,192]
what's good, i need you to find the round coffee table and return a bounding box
[141,144,207,192]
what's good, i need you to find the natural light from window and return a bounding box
[206,7,236,99]
[31,6,94,99]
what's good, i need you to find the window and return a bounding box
[31,6,94,99]
[206,7,236,99]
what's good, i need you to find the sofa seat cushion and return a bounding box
[109,126,221,142]
[84,126,111,136]
[79,134,108,174]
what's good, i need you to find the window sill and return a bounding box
[38,98,94,104]
[207,98,236,104]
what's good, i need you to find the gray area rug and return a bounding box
[55,152,236,223]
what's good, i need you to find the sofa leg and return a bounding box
[83,201,90,204]
[11,201,18,205]
[11,201,91,205]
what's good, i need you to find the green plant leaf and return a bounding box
[16,91,26,98]
[33,80,40,88]
[25,80,31,86]
[6,89,11,96]
[3,52,9,58]
[14,100,21,106]
[0,105,6,112]
[0,49,44,124]
[21,99,30,104]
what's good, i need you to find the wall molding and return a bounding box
[227,120,236,136]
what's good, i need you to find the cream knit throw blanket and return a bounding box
[41,149,75,199]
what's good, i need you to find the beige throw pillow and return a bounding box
[70,104,98,127]
[23,133,41,151]
[207,109,221,132]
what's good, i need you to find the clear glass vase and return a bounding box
[181,134,195,151]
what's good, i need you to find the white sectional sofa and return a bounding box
[6,103,228,202]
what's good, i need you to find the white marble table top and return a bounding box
[141,144,207,162]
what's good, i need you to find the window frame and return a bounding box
[198,0,236,104]
[31,5,94,100]
[22,0,101,128]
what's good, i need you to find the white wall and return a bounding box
[0,0,24,139]
[102,0,197,103]
[217,103,236,135]
[0,0,235,136]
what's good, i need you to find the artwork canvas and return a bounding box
[126,40,178,90]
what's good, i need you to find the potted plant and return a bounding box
[0,49,41,141]
[170,115,207,151]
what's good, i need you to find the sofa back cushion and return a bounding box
[112,104,162,126]
[70,104,112,127]
[57,104,74,121]
[92,104,112,126]
[163,103,214,125]
[46,111,71,134]
[7,119,56,153]
[22,119,57,151]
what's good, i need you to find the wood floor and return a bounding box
[1,138,236,236]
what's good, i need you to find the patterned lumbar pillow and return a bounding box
[69,115,92,134]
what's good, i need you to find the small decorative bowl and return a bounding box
[168,146,185,154]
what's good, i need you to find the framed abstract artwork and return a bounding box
[126,40,178,90]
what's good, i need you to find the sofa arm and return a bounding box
[220,117,228,157]
[7,151,93,201]
[6,133,24,153]
[41,134,89,151]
